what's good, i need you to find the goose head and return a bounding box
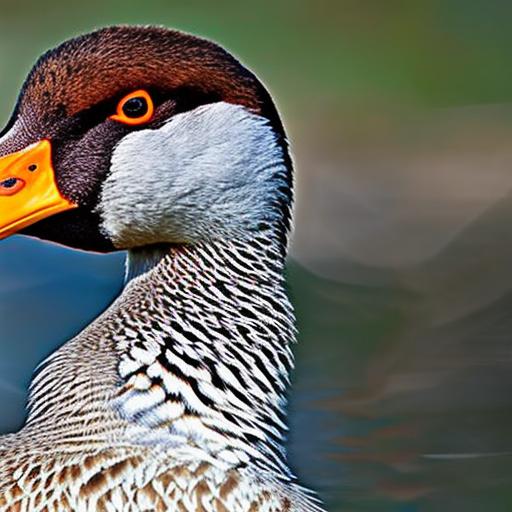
[0,26,292,255]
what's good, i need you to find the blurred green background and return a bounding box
[3,1,512,510]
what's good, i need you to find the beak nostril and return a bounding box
[0,140,77,238]
[1,178,19,189]
[0,177,25,196]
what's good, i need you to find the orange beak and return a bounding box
[0,140,77,240]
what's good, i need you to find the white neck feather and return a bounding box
[125,245,171,282]
[116,234,296,477]
[26,102,297,479]
[99,102,293,251]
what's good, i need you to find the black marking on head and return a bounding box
[1,25,294,252]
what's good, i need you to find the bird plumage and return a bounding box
[0,25,324,511]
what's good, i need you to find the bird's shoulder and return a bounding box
[0,444,322,511]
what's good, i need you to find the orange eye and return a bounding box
[110,90,154,125]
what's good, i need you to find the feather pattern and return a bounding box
[0,26,324,509]
[0,231,324,511]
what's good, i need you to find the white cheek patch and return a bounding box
[98,102,289,248]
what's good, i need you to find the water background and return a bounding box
[3,232,512,511]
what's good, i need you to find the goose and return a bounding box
[0,26,323,511]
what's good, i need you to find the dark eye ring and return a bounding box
[110,90,154,126]
[122,97,148,118]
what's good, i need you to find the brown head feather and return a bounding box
[20,26,270,124]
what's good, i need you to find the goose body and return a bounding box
[0,26,323,511]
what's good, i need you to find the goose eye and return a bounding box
[110,90,154,126]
